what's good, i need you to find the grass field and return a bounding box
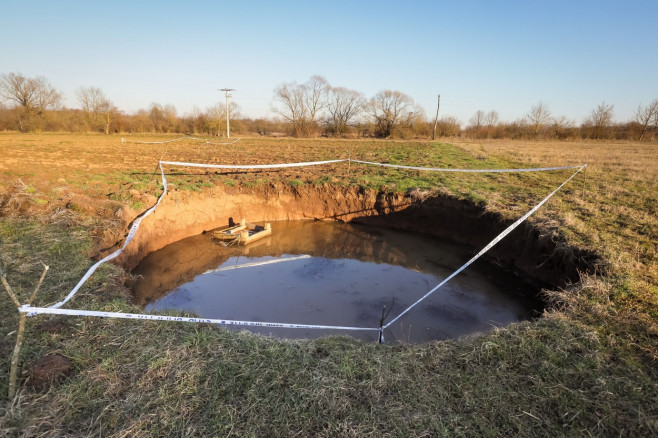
[1,133,656,436]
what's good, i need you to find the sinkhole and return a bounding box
[130,220,544,344]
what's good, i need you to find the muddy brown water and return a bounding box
[131,220,542,344]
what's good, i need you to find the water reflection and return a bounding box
[131,220,540,343]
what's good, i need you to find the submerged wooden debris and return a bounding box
[238,223,272,245]
[211,218,247,240]
[211,219,272,245]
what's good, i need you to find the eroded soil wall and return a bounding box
[353,195,599,288]
[116,183,597,288]
[116,183,407,270]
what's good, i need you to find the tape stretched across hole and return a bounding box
[43,157,586,338]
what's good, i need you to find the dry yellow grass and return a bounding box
[1,133,657,436]
[454,138,658,178]
[454,138,657,312]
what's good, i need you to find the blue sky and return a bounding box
[1,0,657,125]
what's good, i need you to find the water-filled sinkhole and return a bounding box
[130,220,542,344]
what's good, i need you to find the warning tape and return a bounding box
[126,137,241,145]
[160,159,581,173]
[350,160,582,173]
[202,139,241,145]
[50,162,168,309]
[160,159,346,169]
[47,160,346,309]
[131,136,199,144]
[382,164,587,329]
[19,305,380,332]
[35,155,587,339]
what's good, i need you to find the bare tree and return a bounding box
[484,110,499,128]
[325,87,365,136]
[526,102,552,137]
[149,103,165,132]
[469,110,485,130]
[633,99,658,140]
[436,116,461,137]
[0,72,62,115]
[191,106,209,134]
[408,104,429,137]
[162,104,179,133]
[76,87,116,134]
[272,81,305,136]
[271,75,329,137]
[585,102,615,139]
[0,72,62,131]
[368,90,415,138]
[550,115,575,139]
[130,109,153,133]
[304,75,329,129]
[147,103,179,133]
[206,101,241,136]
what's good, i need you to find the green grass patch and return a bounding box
[1,136,657,436]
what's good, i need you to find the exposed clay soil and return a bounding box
[0,176,597,292]
[117,182,597,291]
[353,193,600,288]
[0,134,600,301]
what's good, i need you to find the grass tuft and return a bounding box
[0,134,657,435]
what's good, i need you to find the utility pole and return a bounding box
[432,94,441,140]
[220,88,235,138]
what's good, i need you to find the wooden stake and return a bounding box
[2,264,49,399]
[378,298,394,344]
[28,264,49,305]
[8,313,26,399]
[347,150,352,178]
[1,275,20,308]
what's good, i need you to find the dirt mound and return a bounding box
[26,354,73,391]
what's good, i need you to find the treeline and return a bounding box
[1,72,656,141]
[0,104,292,137]
[462,102,658,141]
